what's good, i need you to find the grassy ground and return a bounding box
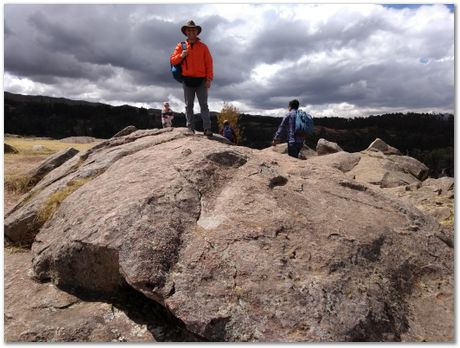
[5,136,99,155]
[4,136,101,213]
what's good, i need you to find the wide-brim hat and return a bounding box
[181,20,202,36]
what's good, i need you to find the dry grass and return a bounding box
[4,136,101,213]
[4,244,30,254]
[35,178,91,226]
[4,174,33,194]
[440,204,454,227]
[5,136,100,155]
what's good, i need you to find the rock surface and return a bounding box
[4,249,200,342]
[5,128,454,342]
[382,177,454,227]
[316,138,343,155]
[5,143,19,153]
[264,143,317,160]
[341,150,429,188]
[26,147,79,188]
[367,138,401,155]
[113,125,138,138]
[59,136,101,144]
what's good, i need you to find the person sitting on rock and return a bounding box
[272,99,305,158]
[219,120,236,144]
[161,102,174,128]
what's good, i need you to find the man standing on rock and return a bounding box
[170,20,214,136]
[272,99,305,158]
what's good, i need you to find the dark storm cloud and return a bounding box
[3,4,454,116]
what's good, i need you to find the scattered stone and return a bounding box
[316,138,343,155]
[26,148,79,188]
[32,145,51,152]
[367,138,401,155]
[5,143,19,154]
[112,126,137,138]
[263,143,316,160]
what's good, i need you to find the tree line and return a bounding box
[4,92,454,178]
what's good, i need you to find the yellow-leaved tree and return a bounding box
[217,102,241,144]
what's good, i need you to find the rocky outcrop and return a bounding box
[26,147,79,188]
[113,126,137,138]
[316,138,343,155]
[263,143,317,160]
[308,151,361,173]
[4,249,199,342]
[5,143,19,154]
[367,138,401,155]
[344,150,429,188]
[382,177,454,227]
[306,138,429,189]
[4,128,453,342]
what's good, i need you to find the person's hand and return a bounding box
[181,50,188,59]
[205,79,212,89]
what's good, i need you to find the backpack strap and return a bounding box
[180,41,187,69]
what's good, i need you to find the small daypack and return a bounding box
[294,109,314,136]
[171,42,187,83]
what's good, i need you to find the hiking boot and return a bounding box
[204,129,213,137]
[187,125,195,134]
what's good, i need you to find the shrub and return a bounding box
[217,103,241,144]
[4,175,33,194]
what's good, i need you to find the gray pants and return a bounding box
[183,80,211,130]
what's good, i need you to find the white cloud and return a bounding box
[3,3,454,117]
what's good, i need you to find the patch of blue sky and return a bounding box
[383,4,454,12]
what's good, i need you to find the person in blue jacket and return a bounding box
[272,99,305,158]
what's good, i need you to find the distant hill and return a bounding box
[4,92,104,106]
[4,92,454,177]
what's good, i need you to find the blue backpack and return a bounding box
[294,109,314,136]
[223,125,234,141]
[171,42,187,83]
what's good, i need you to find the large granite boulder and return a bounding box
[382,177,454,227]
[316,138,343,155]
[5,128,453,342]
[293,141,453,230]
[367,138,401,155]
[308,151,361,173]
[112,125,137,138]
[343,150,429,188]
[4,249,200,342]
[4,250,154,342]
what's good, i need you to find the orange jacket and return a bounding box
[170,39,213,80]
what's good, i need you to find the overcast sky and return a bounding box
[3,3,455,117]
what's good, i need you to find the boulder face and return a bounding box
[4,249,203,342]
[5,143,19,154]
[367,138,401,155]
[112,125,137,138]
[26,147,79,187]
[6,128,453,342]
[316,138,343,155]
